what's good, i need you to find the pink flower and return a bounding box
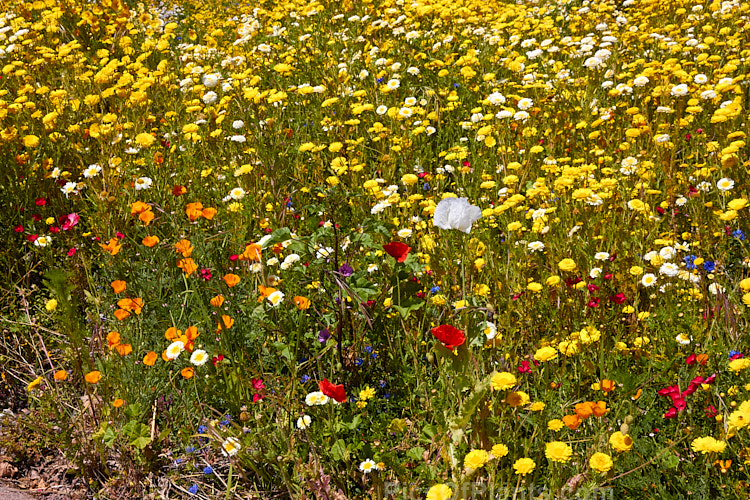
[61,213,80,231]
[251,378,265,390]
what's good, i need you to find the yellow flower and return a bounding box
[491,371,517,391]
[548,419,564,431]
[464,449,489,470]
[513,457,536,476]
[609,432,633,453]
[545,441,573,463]
[729,358,750,373]
[135,132,155,148]
[45,299,58,312]
[27,376,43,391]
[558,258,577,272]
[589,452,613,473]
[506,391,530,407]
[491,443,509,459]
[691,436,727,454]
[359,386,375,401]
[530,401,546,412]
[426,484,453,500]
[534,346,558,362]
[23,135,40,148]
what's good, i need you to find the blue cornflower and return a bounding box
[300,374,310,384]
[703,260,715,272]
[378,380,387,388]
[355,357,364,366]
[683,255,696,270]
[733,229,746,240]
[430,286,441,293]
[186,446,196,453]
[203,466,213,475]
[197,425,207,434]
[453,83,459,88]
[364,346,373,353]
[371,352,378,359]
[188,484,198,495]
[376,77,384,83]
[422,182,430,191]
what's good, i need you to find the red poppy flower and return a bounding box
[383,242,410,263]
[319,379,347,403]
[430,324,466,350]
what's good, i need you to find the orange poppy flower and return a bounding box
[185,202,204,221]
[142,235,159,247]
[293,296,311,310]
[115,343,132,356]
[85,371,101,384]
[593,401,609,417]
[117,297,144,314]
[53,369,67,381]
[174,239,194,257]
[177,258,197,276]
[574,402,595,419]
[210,295,225,307]
[220,315,234,329]
[601,379,615,393]
[165,327,181,340]
[143,351,158,366]
[130,201,150,215]
[161,350,170,362]
[114,309,130,321]
[110,280,127,294]
[181,367,194,379]
[223,274,240,287]
[201,207,217,220]
[107,331,121,349]
[139,209,155,226]
[100,237,122,256]
[239,243,261,261]
[113,398,125,408]
[173,185,187,196]
[562,414,581,430]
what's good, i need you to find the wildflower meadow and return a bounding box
[2,0,750,497]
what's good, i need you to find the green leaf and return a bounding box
[264,227,292,247]
[103,426,117,448]
[389,418,408,434]
[393,298,424,319]
[330,439,349,461]
[406,447,425,461]
[129,423,152,450]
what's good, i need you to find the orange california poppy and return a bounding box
[574,402,595,419]
[181,367,194,379]
[293,296,311,310]
[177,258,197,276]
[201,207,217,220]
[142,235,159,247]
[113,398,125,408]
[143,351,158,366]
[139,209,155,226]
[130,201,150,215]
[115,343,132,356]
[593,401,609,417]
[174,239,194,257]
[85,371,101,384]
[185,202,204,221]
[210,295,225,307]
[563,414,581,430]
[239,243,261,261]
[100,238,122,256]
[165,327,181,340]
[223,274,241,287]
[110,280,127,294]
[601,379,615,393]
[53,369,67,381]
[107,331,121,349]
[114,309,130,321]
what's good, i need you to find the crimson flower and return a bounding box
[383,242,410,263]
[430,324,466,350]
[319,379,347,403]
